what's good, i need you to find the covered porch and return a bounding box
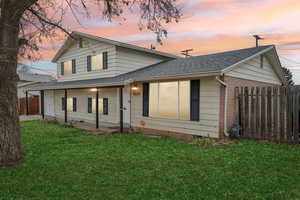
[27,79,132,133]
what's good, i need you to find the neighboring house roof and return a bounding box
[29,45,283,90]
[17,64,56,83]
[52,31,178,62]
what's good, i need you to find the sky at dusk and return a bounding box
[26,0,300,84]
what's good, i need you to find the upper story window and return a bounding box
[87,52,108,72]
[61,59,76,75]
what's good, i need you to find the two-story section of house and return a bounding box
[39,31,177,127]
[30,31,285,138]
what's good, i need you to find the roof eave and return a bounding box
[131,71,221,82]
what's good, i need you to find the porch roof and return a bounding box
[28,45,275,91]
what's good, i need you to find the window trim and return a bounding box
[72,59,76,74]
[103,52,108,70]
[190,80,200,121]
[61,62,64,75]
[87,97,93,113]
[87,55,92,72]
[103,98,109,115]
[146,80,193,121]
[72,97,77,112]
[61,97,65,111]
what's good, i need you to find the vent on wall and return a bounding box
[78,38,83,48]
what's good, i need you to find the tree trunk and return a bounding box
[0,16,22,167]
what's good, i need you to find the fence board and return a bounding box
[286,87,293,143]
[250,88,255,138]
[236,86,299,145]
[294,90,299,144]
[279,87,285,142]
[273,87,278,142]
[267,87,272,140]
[261,87,266,140]
[256,87,261,139]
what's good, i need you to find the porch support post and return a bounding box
[96,88,99,129]
[25,90,29,115]
[41,90,44,119]
[64,89,67,123]
[119,87,124,133]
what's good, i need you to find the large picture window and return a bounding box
[149,81,190,120]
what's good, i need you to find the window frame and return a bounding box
[147,80,192,121]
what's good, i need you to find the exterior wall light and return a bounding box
[90,88,98,92]
[132,84,140,96]
[131,85,138,91]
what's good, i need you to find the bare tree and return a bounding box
[0,0,181,168]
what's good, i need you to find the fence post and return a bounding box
[293,88,299,144]
[279,87,285,142]
[244,87,249,138]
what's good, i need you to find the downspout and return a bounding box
[216,75,228,137]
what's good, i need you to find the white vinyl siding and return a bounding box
[226,55,281,85]
[131,77,220,138]
[56,39,169,82]
[115,46,167,74]
[57,39,117,82]
[53,88,119,124]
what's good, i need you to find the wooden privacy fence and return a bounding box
[235,86,300,144]
[18,96,39,115]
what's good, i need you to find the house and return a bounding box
[17,64,55,115]
[29,31,285,138]
[17,64,55,98]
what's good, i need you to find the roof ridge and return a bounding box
[190,45,274,59]
[72,31,179,58]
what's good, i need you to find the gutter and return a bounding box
[215,75,228,137]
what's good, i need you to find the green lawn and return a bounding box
[1,121,300,200]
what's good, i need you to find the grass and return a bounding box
[1,121,300,200]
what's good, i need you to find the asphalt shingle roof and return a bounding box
[29,45,274,90]
[121,45,273,80]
